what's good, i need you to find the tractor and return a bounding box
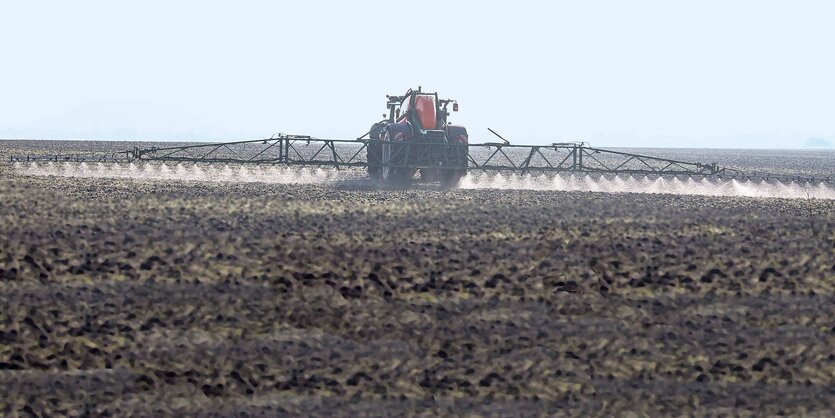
[366,87,468,186]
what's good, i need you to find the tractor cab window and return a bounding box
[398,95,412,121]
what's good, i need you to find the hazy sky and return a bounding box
[2,1,834,148]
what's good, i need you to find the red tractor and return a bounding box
[366,87,469,186]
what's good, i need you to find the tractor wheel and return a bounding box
[442,126,469,188]
[366,122,386,179]
[441,169,464,188]
[381,128,412,186]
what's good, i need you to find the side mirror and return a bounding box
[453,103,459,112]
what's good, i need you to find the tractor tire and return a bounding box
[441,166,464,188]
[442,125,469,187]
[366,122,386,179]
[381,128,412,186]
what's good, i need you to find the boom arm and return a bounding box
[9,135,830,184]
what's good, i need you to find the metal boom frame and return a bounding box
[9,135,832,183]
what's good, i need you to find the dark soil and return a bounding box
[1,153,834,416]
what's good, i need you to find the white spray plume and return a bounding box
[459,172,834,200]
[12,162,835,200]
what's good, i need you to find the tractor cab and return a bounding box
[386,86,458,133]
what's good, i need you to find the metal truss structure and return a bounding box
[9,135,832,184]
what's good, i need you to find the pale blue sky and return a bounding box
[1,1,833,148]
